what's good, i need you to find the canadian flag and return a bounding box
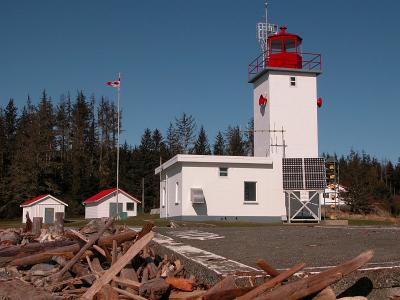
[106,78,120,88]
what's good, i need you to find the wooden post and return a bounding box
[32,217,42,236]
[142,177,145,214]
[55,212,64,234]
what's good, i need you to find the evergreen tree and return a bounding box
[152,129,168,162]
[4,99,17,178]
[192,126,211,155]
[166,122,181,157]
[213,131,225,155]
[0,108,5,199]
[70,91,93,213]
[36,91,61,195]
[6,99,39,216]
[175,112,196,154]
[226,126,245,156]
[245,118,254,156]
[55,94,73,194]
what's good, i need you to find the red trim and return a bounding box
[258,95,268,106]
[20,194,50,206]
[82,188,141,204]
[317,97,323,108]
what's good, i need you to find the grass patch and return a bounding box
[0,213,396,230]
[0,219,23,229]
[348,219,395,226]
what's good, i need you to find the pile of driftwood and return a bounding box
[0,217,202,300]
[0,215,376,300]
[201,251,373,300]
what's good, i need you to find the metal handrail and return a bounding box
[248,51,322,79]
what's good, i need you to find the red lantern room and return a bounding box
[268,26,302,69]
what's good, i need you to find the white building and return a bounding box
[155,155,284,221]
[20,194,68,224]
[83,188,140,219]
[321,185,347,207]
[156,24,325,222]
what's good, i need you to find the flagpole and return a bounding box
[116,72,120,219]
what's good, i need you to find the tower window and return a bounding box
[219,167,228,177]
[244,182,257,202]
[290,77,296,87]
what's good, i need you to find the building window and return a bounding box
[290,76,296,87]
[175,182,179,204]
[162,187,166,207]
[244,182,257,202]
[219,167,228,177]
[127,203,135,211]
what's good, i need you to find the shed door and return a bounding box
[44,207,54,224]
[109,203,123,217]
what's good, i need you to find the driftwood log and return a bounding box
[203,275,257,300]
[256,259,280,277]
[81,231,155,300]
[0,239,76,259]
[237,262,306,300]
[8,243,80,267]
[254,250,374,300]
[97,229,137,247]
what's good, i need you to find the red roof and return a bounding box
[82,188,141,204]
[20,194,68,207]
[20,194,50,207]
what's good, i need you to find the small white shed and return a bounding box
[82,188,140,219]
[20,194,68,224]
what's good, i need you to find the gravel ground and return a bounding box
[156,225,400,270]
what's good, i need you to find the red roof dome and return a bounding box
[268,26,302,41]
[267,25,303,69]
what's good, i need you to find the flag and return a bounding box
[106,77,120,88]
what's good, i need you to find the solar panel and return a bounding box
[304,158,326,189]
[282,158,303,190]
[283,158,326,190]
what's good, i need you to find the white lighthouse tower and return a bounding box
[249,24,322,158]
[248,3,326,223]
[155,2,326,223]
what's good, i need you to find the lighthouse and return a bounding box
[249,25,322,158]
[155,2,326,223]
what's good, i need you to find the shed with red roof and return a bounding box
[20,194,68,224]
[82,188,140,219]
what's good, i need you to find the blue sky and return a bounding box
[1,0,399,162]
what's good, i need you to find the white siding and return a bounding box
[180,161,285,218]
[253,71,318,158]
[84,192,138,219]
[160,165,182,218]
[159,158,286,219]
[21,196,66,223]
[84,203,98,219]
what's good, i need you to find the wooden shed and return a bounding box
[20,194,68,224]
[82,188,140,219]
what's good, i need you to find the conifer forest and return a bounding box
[0,92,399,218]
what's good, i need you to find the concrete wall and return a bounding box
[22,197,65,223]
[84,192,138,219]
[160,159,286,221]
[253,70,318,158]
